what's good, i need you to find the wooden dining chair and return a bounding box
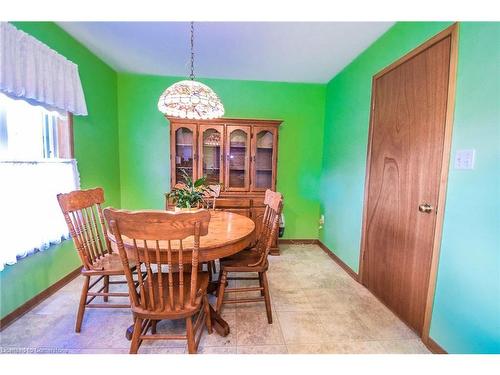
[57,188,132,333]
[104,208,213,354]
[215,189,283,324]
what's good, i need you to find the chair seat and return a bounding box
[82,252,134,275]
[132,271,209,319]
[221,249,267,272]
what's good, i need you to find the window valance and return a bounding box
[0,22,88,115]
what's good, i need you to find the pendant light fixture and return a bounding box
[158,22,224,120]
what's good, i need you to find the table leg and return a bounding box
[207,280,219,294]
[210,304,230,336]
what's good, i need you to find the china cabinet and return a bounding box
[167,117,282,255]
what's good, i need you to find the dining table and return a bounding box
[108,210,256,338]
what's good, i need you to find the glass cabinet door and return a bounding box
[198,125,223,185]
[225,126,250,191]
[172,125,196,185]
[252,127,277,191]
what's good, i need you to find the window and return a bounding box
[0,93,79,271]
[0,93,73,160]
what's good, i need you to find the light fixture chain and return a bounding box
[190,21,195,80]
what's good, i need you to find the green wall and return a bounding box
[430,22,500,354]
[0,22,121,318]
[319,22,500,353]
[117,73,326,239]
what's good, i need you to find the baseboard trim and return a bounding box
[278,239,318,245]
[424,337,447,354]
[0,266,82,331]
[316,240,359,282]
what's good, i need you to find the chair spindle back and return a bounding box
[254,190,283,265]
[104,209,211,312]
[57,188,110,271]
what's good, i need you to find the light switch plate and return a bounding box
[454,149,476,170]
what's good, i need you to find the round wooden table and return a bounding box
[109,210,255,338]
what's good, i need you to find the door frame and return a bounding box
[358,23,459,343]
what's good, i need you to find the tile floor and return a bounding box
[0,244,430,354]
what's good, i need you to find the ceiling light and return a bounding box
[158,22,224,120]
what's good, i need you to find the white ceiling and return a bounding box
[57,22,394,83]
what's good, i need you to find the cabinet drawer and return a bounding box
[216,198,251,208]
[251,197,265,207]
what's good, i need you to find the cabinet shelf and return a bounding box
[170,121,280,193]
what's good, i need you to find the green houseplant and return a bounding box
[167,170,214,210]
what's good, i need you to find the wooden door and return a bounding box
[198,124,224,185]
[360,29,457,336]
[171,123,197,186]
[225,125,251,191]
[251,127,278,191]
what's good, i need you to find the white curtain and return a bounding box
[0,22,88,115]
[0,160,80,271]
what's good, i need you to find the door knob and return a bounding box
[418,203,433,214]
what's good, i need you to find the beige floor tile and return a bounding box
[58,276,85,293]
[137,347,187,354]
[267,272,303,291]
[316,310,373,341]
[377,339,430,354]
[303,285,361,313]
[287,340,385,354]
[236,309,284,346]
[237,345,288,354]
[0,313,63,348]
[276,311,328,344]
[271,288,314,312]
[235,301,274,314]
[48,311,135,349]
[30,292,81,315]
[1,244,426,355]
[197,346,237,354]
[355,304,416,340]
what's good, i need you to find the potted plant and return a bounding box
[167,170,215,211]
